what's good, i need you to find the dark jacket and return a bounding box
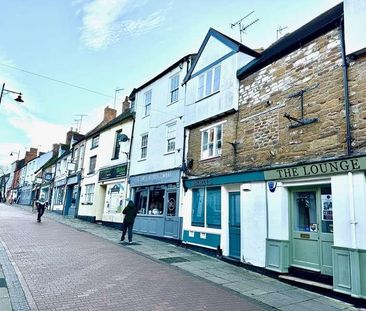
[123,201,137,223]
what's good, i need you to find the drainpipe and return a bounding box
[339,19,352,155]
[126,113,136,201]
[348,172,357,249]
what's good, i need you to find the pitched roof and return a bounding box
[183,28,261,84]
[237,3,343,80]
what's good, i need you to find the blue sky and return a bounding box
[0,0,341,167]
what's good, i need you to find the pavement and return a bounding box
[0,203,364,311]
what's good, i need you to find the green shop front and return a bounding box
[99,163,128,226]
[264,155,366,299]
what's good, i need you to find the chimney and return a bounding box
[24,148,38,163]
[103,106,117,122]
[65,128,75,146]
[122,96,130,113]
[52,144,60,157]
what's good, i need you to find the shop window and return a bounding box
[55,186,65,205]
[135,188,148,214]
[148,188,164,215]
[85,184,95,204]
[201,123,223,159]
[192,187,221,228]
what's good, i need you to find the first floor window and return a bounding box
[89,156,97,174]
[170,74,179,104]
[144,90,152,117]
[197,65,221,100]
[166,123,176,153]
[113,130,122,159]
[141,134,148,159]
[201,123,223,159]
[85,184,95,204]
[91,135,99,149]
[192,187,221,228]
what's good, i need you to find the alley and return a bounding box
[0,204,269,311]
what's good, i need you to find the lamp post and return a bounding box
[113,87,124,109]
[0,83,24,105]
[10,151,20,160]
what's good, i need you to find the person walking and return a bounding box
[36,196,47,223]
[120,200,137,244]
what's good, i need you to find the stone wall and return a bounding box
[186,28,354,176]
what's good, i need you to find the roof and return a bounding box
[84,109,135,140]
[183,28,261,84]
[129,54,195,97]
[35,155,58,174]
[237,3,343,80]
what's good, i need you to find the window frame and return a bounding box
[91,135,99,149]
[169,73,179,104]
[166,122,176,153]
[140,133,148,159]
[197,65,221,101]
[144,90,152,117]
[200,122,224,160]
[89,155,97,174]
[84,183,95,204]
[191,186,221,229]
[112,130,122,160]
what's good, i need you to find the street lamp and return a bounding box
[0,83,24,105]
[113,87,124,109]
[10,151,20,160]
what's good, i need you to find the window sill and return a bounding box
[199,156,221,163]
[87,171,95,175]
[164,151,175,156]
[167,100,178,106]
[81,202,93,205]
[195,90,220,103]
[138,158,147,162]
[111,157,119,161]
[90,146,98,150]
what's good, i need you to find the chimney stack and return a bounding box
[122,96,130,113]
[103,106,117,122]
[24,148,38,164]
[52,144,60,157]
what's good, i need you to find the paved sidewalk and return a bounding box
[3,203,366,310]
[0,264,12,311]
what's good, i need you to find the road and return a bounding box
[0,204,269,311]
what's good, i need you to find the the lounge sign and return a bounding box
[99,164,127,181]
[264,156,366,180]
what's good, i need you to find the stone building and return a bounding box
[182,2,366,298]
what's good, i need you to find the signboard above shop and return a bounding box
[99,164,127,182]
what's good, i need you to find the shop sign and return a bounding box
[54,178,67,187]
[191,179,211,187]
[264,156,366,180]
[129,169,180,187]
[99,164,127,182]
[67,174,80,185]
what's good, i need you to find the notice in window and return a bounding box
[321,194,333,221]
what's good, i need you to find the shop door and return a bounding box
[229,192,241,259]
[163,191,180,238]
[291,187,333,275]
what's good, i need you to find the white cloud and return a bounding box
[77,0,166,50]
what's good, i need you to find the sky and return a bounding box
[0,0,342,168]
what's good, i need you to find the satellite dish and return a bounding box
[118,133,129,142]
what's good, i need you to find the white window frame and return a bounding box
[197,65,221,100]
[91,135,99,149]
[144,90,152,117]
[166,123,176,153]
[141,133,148,159]
[85,184,95,204]
[170,74,179,104]
[200,121,225,160]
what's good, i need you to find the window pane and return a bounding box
[135,189,148,214]
[192,189,205,226]
[213,66,221,92]
[202,131,208,151]
[321,187,333,233]
[148,188,165,215]
[294,192,317,232]
[167,192,177,216]
[205,69,212,96]
[206,187,221,228]
[198,75,204,99]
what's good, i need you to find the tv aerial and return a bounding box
[276,25,288,40]
[231,11,259,43]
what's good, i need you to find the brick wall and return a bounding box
[186,28,358,176]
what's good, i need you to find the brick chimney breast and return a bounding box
[104,106,117,122]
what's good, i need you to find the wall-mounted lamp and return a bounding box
[0,83,24,106]
[242,183,252,192]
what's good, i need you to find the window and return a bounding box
[130,98,135,112]
[89,156,97,174]
[197,65,221,100]
[192,187,221,228]
[166,123,176,153]
[54,186,65,205]
[85,184,95,204]
[113,130,122,159]
[144,90,152,117]
[73,148,79,171]
[141,134,148,159]
[91,136,99,149]
[148,188,164,215]
[170,74,179,104]
[201,123,223,159]
[78,145,84,170]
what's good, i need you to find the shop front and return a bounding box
[52,178,66,214]
[64,173,81,217]
[130,169,182,239]
[264,155,366,298]
[18,184,32,205]
[99,164,128,226]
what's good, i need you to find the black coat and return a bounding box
[123,201,137,223]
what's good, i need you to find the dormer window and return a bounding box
[197,65,221,100]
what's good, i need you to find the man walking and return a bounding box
[120,200,137,244]
[36,196,47,223]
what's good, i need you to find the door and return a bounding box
[163,191,180,239]
[291,186,333,275]
[229,192,241,259]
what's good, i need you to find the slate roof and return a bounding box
[237,3,343,80]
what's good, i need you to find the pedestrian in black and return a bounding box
[36,196,47,223]
[120,200,137,244]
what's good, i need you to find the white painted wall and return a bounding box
[129,61,190,176]
[267,182,290,240]
[241,182,267,267]
[332,172,366,249]
[344,0,366,55]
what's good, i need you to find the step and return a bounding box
[279,274,333,290]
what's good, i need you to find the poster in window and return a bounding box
[321,194,333,221]
[104,183,125,214]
